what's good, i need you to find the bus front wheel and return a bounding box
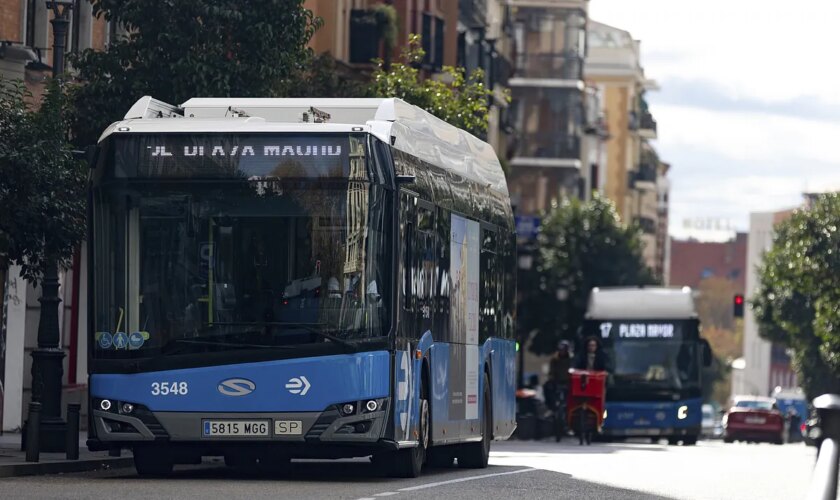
[133,446,174,477]
[387,380,430,478]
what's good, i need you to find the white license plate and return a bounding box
[202,420,270,437]
[274,420,303,435]
[745,417,766,424]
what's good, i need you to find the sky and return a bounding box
[587,0,840,240]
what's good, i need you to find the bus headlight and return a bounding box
[678,405,688,420]
[100,399,112,411]
[340,403,355,416]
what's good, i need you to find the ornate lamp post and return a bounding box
[28,0,74,452]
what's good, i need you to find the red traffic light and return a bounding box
[734,295,744,305]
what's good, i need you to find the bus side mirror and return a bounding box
[84,145,100,169]
[701,339,712,367]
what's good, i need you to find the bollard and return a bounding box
[807,394,840,500]
[25,402,42,463]
[65,403,81,460]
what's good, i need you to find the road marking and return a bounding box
[396,468,535,492]
[374,493,399,497]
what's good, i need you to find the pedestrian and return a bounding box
[574,336,608,371]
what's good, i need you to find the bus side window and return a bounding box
[401,193,415,316]
[503,232,516,340]
[436,207,451,341]
[480,226,498,343]
[416,203,436,336]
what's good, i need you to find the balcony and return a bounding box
[507,0,588,10]
[493,53,513,87]
[629,163,657,187]
[511,53,583,83]
[639,111,657,139]
[460,0,488,29]
[512,133,581,165]
[634,216,657,235]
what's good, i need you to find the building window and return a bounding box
[25,0,37,48]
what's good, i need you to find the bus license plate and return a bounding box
[274,420,303,435]
[202,420,270,437]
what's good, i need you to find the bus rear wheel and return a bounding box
[133,446,174,477]
[458,374,491,469]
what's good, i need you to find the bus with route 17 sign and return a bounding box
[86,97,517,477]
[582,287,712,445]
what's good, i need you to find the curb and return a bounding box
[0,456,134,479]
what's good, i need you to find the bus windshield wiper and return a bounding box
[266,322,358,352]
[161,336,293,355]
[197,322,359,352]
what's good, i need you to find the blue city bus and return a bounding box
[582,287,712,445]
[86,97,517,477]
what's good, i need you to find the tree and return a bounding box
[69,0,321,146]
[522,195,657,355]
[694,277,743,405]
[0,79,86,291]
[370,35,499,138]
[753,193,840,400]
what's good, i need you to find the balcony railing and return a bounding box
[513,53,583,81]
[639,111,657,134]
[636,163,657,183]
[493,53,513,87]
[513,133,581,160]
[634,217,657,235]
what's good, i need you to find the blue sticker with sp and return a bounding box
[98,332,113,349]
[128,331,145,349]
[113,332,129,349]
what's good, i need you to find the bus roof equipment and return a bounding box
[586,287,698,320]
[109,96,508,197]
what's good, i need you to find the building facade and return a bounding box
[1,0,116,432]
[731,210,797,398]
[584,20,668,276]
[669,233,748,292]
[506,0,589,217]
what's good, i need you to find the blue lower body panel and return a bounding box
[603,398,703,437]
[88,351,395,457]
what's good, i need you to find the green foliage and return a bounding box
[522,195,657,355]
[753,193,840,399]
[283,53,373,99]
[371,35,502,137]
[0,79,86,283]
[69,0,321,145]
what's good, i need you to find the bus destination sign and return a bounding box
[599,322,676,339]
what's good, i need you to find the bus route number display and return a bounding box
[599,322,676,339]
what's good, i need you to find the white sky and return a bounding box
[588,0,840,239]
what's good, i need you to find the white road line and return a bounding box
[396,468,536,492]
[374,493,400,497]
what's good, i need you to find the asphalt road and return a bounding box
[0,439,817,500]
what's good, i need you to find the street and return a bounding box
[0,440,816,500]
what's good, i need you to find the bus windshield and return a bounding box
[590,320,701,391]
[91,133,393,360]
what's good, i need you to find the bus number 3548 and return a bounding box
[151,381,189,395]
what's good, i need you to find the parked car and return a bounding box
[723,396,785,444]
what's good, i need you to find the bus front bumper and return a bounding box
[88,398,394,455]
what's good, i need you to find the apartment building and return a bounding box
[505,0,589,217]
[585,20,668,275]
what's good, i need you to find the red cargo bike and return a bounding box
[567,369,607,445]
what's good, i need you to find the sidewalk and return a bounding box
[0,432,134,478]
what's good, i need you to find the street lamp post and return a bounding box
[27,0,74,453]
